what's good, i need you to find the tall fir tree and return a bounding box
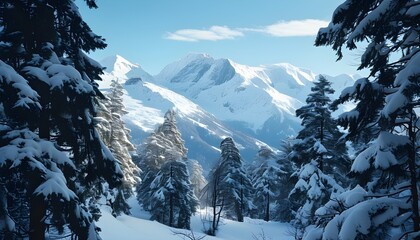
[291,75,350,184]
[137,110,187,209]
[0,1,122,239]
[188,159,207,199]
[307,0,420,239]
[250,146,284,222]
[96,80,140,216]
[203,137,254,232]
[288,76,348,238]
[136,109,197,229]
[148,160,198,229]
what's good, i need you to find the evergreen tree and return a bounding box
[97,80,140,216]
[291,75,350,184]
[188,159,207,199]
[219,137,254,222]
[148,160,198,229]
[137,110,187,209]
[156,109,188,160]
[272,139,295,222]
[136,109,197,229]
[251,146,283,221]
[203,137,254,231]
[308,0,420,239]
[136,131,172,210]
[288,76,348,238]
[0,1,122,239]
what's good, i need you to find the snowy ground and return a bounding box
[98,197,293,240]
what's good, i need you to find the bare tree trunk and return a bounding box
[169,165,174,227]
[264,188,270,222]
[29,88,49,240]
[216,199,224,231]
[237,177,244,222]
[29,196,46,240]
[408,109,420,232]
[211,178,218,235]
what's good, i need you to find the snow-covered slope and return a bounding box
[120,79,272,170]
[154,54,356,146]
[98,197,293,240]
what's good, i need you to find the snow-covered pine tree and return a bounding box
[96,80,140,216]
[0,1,122,239]
[205,137,254,224]
[219,137,254,222]
[272,139,295,222]
[136,131,171,209]
[308,0,420,239]
[0,63,86,239]
[136,109,197,229]
[188,159,207,199]
[157,109,188,160]
[137,110,186,208]
[251,146,284,221]
[148,160,198,229]
[292,75,350,185]
[288,76,348,238]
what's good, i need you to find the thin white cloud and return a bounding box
[166,19,329,42]
[248,19,330,37]
[166,26,244,42]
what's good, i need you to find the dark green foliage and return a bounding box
[0,0,122,239]
[309,0,420,239]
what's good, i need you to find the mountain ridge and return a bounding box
[98,54,356,170]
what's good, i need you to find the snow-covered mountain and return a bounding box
[154,53,357,145]
[100,55,153,88]
[98,55,276,170]
[98,54,356,170]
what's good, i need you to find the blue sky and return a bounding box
[77,0,365,76]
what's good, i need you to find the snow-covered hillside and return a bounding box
[98,54,356,169]
[98,197,293,240]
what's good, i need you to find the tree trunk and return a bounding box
[408,109,420,232]
[216,199,224,231]
[169,193,173,227]
[264,188,270,222]
[29,196,46,240]
[237,178,244,222]
[319,118,324,172]
[29,88,49,240]
[169,165,174,227]
[39,86,50,141]
[211,178,218,235]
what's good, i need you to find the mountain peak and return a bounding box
[183,53,212,61]
[100,55,139,75]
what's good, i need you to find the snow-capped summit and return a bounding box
[153,55,311,145]
[101,54,138,76]
[99,55,153,88]
[151,54,357,146]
